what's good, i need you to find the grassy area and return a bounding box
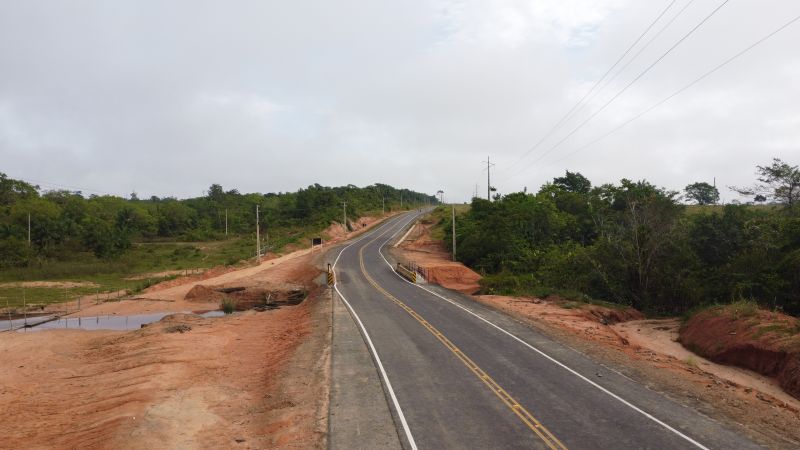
[0,238,253,308]
[428,204,470,241]
[0,213,393,309]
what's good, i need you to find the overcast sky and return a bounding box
[2,0,799,202]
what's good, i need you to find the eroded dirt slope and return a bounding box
[680,304,800,400]
[0,247,332,449]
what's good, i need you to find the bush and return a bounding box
[221,298,235,314]
[0,237,32,268]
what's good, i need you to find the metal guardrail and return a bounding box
[396,263,417,283]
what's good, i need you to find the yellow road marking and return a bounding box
[356,238,568,450]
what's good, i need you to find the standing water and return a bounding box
[6,310,225,332]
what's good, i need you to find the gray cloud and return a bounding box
[1,0,799,202]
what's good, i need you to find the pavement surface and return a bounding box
[330,211,763,450]
[329,287,403,449]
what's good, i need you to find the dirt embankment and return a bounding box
[680,304,800,400]
[475,295,643,346]
[393,219,481,294]
[0,247,331,449]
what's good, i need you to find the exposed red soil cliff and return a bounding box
[393,220,481,294]
[680,303,800,399]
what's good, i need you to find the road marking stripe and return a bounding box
[358,230,567,450]
[376,219,712,450]
[332,214,420,450]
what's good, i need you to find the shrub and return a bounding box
[221,298,235,314]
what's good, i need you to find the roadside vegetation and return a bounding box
[0,173,435,307]
[441,158,800,317]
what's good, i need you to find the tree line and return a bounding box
[447,158,800,316]
[0,174,435,267]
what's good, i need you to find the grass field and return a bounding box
[0,213,390,309]
[0,238,254,308]
[427,204,470,241]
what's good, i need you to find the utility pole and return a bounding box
[483,156,495,201]
[452,205,456,262]
[382,197,385,216]
[256,205,261,262]
[27,213,31,246]
[225,209,228,237]
[342,202,347,232]
[400,193,403,209]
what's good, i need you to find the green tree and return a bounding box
[684,182,719,205]
[553,170,591,194]
[732,158,800,207]
[0,172,38,205]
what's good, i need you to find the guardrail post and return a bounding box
[327,263,335,286]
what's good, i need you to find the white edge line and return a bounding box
[332,213,419,450]
[375,218,711,450]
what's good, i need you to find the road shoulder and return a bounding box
[329,288,403,450]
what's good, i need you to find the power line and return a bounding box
[499,0,678,173]
[553,0,699,145]
[587,0,699,114]
[507,0,730,181]
[552,12,800,164]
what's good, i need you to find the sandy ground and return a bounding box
[124,269,205,280]
[0,213,396,449]
[0,248,339,448]
[0,301,328,449]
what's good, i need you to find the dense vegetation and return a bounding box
[0,173,435,268]
[446,159,800,316]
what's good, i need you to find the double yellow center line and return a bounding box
[357,235,567,450]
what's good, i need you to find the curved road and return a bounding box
[333,212,760,449]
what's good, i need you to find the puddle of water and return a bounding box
[10,310,226,332]
[0,316,56,332]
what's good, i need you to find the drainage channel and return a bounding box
[1,310,226,332]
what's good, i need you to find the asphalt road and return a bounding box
[333,211,762,450]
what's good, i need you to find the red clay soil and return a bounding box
[184,284,227,302]
[475,295,642,347]
[0,246,333,449]
[393,220,481,294]
[0,298,328,449]
[680,304,800,400]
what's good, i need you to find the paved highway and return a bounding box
[333,211,761,449]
